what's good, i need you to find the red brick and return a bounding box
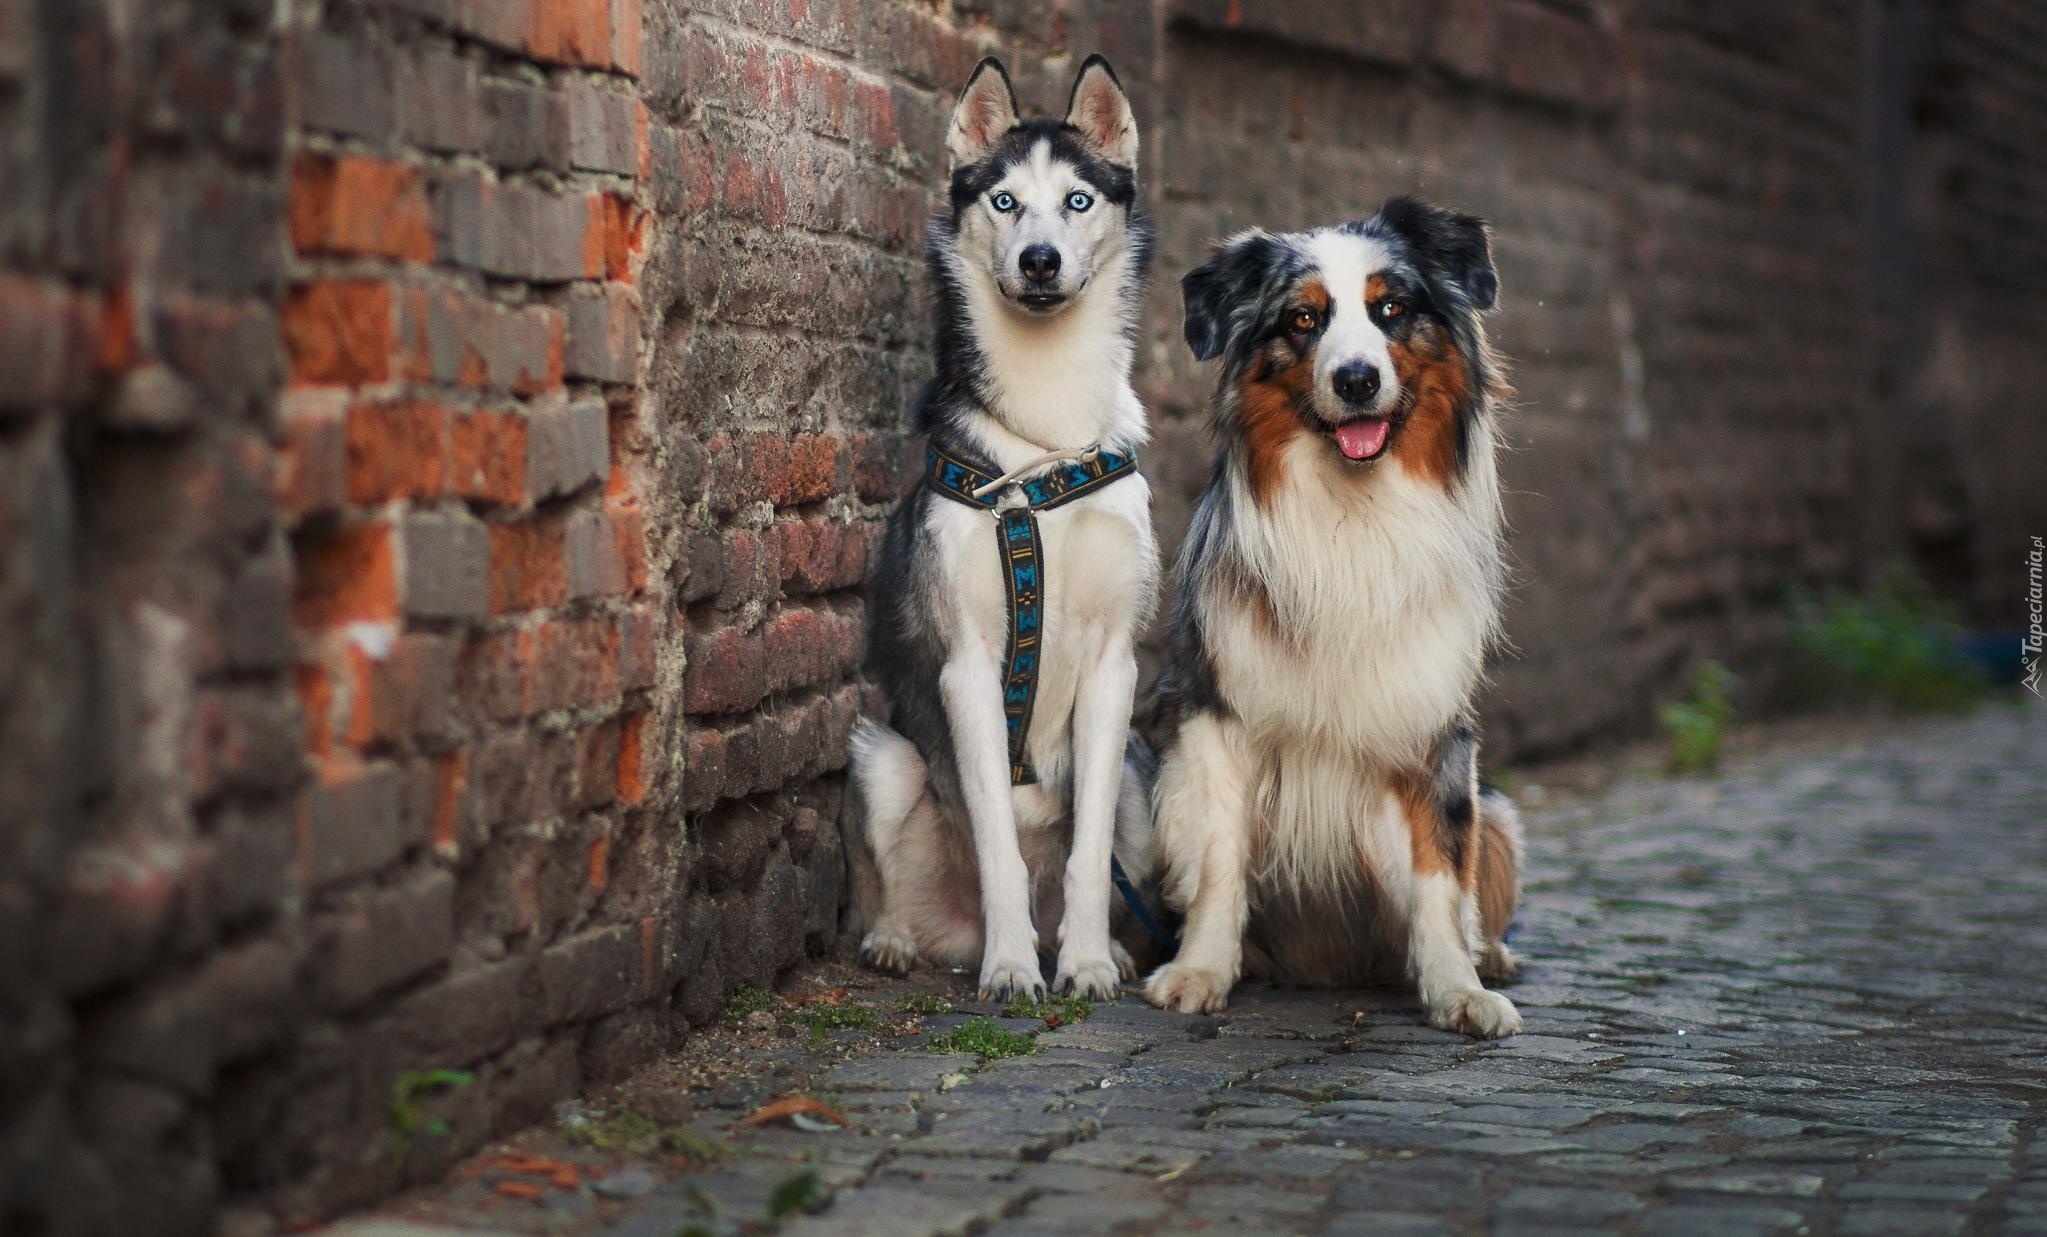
[683,624,763,716]
[460,629,534,721]
[344,400,448,503]
[608,492,647,593]
[294,524,399,627]
[283,281,394,386]
[289,153,434,261]
[617,710,648,805]
[531,0,609,66]
[532,616,620,712]
[432,749,467,858]
[489,518,566,614]
[583,193,642,282]
[450,408,528,505]
[611,0,643,75]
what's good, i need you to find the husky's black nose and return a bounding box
[1019,244,1061,286]
[1333,362,1381,406]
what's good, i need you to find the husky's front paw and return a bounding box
[859,929,917,976]
[977,952,1045,1003]
[1429,987,1521,1038]
[1055,952,1123,1001]
[1143,961,1232,1013]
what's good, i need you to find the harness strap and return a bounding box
[923,442,1140,784]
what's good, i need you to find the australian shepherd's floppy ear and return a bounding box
[844,56,1162,1002]
[1143,199,1525,1037]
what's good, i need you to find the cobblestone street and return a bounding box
[336,702,2047,1236]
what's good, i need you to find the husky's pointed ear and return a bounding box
[1373,196,1498,311]
[1065,54,1138,167]
[948,57,1020,167]
[1182,230,1280,363]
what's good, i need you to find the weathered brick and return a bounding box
[562,505,625,599]
[283,281,395,387]
[565,76,639,175]
[399,287,563,394]
[293,26,396,142]
[290,153,434,261]
[0,274,100,412]
[396,44,487,153]
[530,0,610,67]
[450,408,529,505]
[533,923,643,1026]
[399,512,489,621]
[298,762,412,889]
[480,77,572,171]
[616,710,648,804]
[345,400,448,502]
[278,396,347,519]
[530,615,620,713]
[489,517,566,614]
[293,523,398,627]
[527,398,608,499]
[432,171,595,282]
[563,284,639,383]
[617,603,657,689]
[315,871,455,1009]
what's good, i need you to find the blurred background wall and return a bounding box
[2,0,2041,1229]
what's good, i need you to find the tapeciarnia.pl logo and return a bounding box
[2026,535,2043,697]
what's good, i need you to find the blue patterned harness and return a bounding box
[923,440,1175,950]
[922,441,1140,785]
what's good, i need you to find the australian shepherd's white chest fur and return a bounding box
[1145,203,1526,1037]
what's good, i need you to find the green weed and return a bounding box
[897,993,953,1015]
[722,983,781,1021]
[1001,994,1093,1024]
[766,1169,828,1220]
[1660,660,1737,776]
[386,1069,473,1162]
[1787,577,1985,712]
[793,1003,884,1045]
[560,1108,725,1163]
[926,1017,1037,1061]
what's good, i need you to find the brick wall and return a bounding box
[2,0,2042,1230]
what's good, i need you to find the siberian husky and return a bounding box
[1142,201,1525,1037]
[846,56,1160,1001]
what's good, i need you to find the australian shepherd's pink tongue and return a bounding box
[1333,417,1390,461]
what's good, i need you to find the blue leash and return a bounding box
[1112,855,1177,950]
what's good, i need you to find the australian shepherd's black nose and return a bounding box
[1143,199,1525,1038]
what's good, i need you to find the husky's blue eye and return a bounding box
[991,192,1017,213]
[1066,191,1094,212]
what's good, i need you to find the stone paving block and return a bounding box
[780,1181,1028,1237]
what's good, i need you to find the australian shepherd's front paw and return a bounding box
[1143,961,1232,1013]
[1429,987,1521,1039]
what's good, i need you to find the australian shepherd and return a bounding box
[1142,200,1525,1037]
[846,57,1161,1001]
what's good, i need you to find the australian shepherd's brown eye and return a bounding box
[1379,299,1407,321]
[1290,308,1317,333]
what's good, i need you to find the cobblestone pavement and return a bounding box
[335,702,2047,1236]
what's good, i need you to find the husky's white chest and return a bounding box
[927,473,1157,793]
